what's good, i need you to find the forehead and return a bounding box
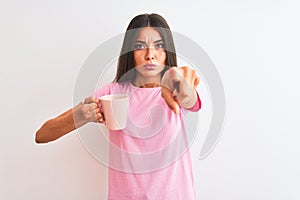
[136,27,162,42]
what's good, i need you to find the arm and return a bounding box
[35,97,103,144]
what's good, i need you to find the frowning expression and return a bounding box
[134,27,167,79]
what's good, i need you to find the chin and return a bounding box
[142,69,163,77]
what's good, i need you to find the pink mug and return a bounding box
[99,94,129,130]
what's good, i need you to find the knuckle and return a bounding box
[180,66,189,73]
[195,77,200,85]
[190,69,196,76]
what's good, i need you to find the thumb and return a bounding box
[84,96,98,104]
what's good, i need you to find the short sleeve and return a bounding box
[93,83,115,99]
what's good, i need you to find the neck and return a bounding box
[134,76,161,88]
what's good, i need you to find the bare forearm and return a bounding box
[35,103,88,143]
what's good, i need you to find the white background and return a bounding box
[1,0,300,199]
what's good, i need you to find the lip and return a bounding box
[143,64,156,70]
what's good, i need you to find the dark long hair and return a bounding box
[113,13,177,82]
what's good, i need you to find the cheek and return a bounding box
[158,51,167,63]
[133,52,140,66]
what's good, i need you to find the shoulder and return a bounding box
[94,82,130,98]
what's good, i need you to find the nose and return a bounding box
[145,47,155,61]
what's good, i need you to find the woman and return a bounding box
[36,13,201,200]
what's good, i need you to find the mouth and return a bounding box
[143,64,156,70]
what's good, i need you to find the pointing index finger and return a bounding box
[169,67,183,82]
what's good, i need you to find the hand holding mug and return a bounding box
[81,96,104,123]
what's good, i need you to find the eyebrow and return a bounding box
[135,39,164,44]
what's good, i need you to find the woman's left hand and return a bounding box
[161,66,200,114]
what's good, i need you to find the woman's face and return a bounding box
[133,27,166,80]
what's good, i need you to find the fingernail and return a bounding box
[174,109,179,115]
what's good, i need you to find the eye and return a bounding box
[134,43,146,50]
[155,43,165,49]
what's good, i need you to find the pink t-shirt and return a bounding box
[94,82,201,200]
